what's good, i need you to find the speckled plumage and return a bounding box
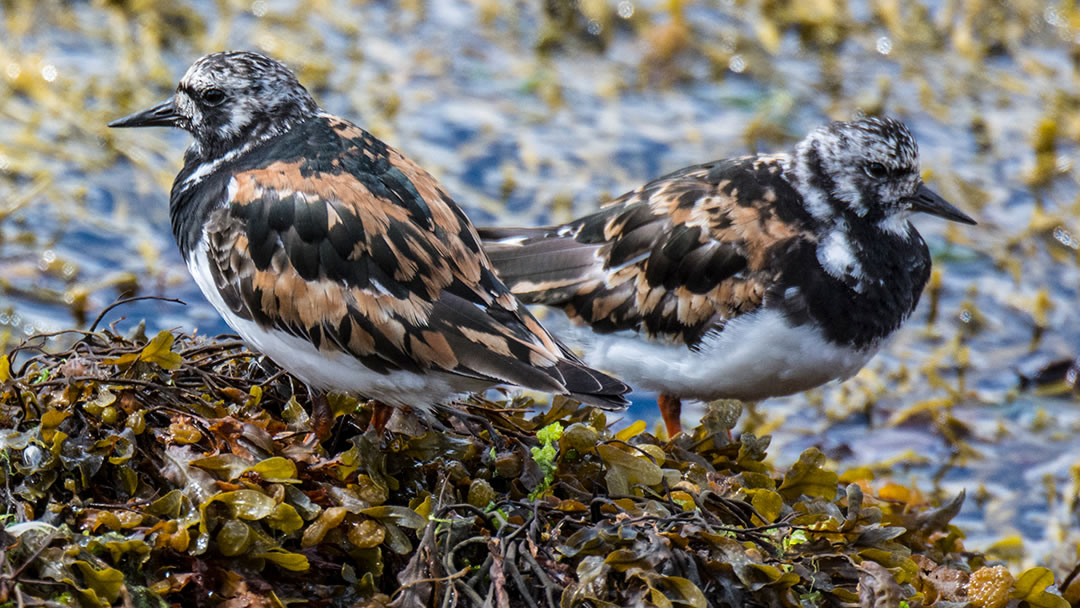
[480,117,975,435]
[110,51,629,413]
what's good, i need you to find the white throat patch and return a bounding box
[877,211,913,238]
[817,227,864,291]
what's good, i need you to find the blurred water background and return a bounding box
[1,0,1078,572]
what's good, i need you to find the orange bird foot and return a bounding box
[658,393,682,438]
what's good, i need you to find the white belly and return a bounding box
[560,308,877,401]
[186,245,490,410]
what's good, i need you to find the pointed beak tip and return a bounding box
[911,185,977,226]
[940,206,978,226]
[106,97,179,129]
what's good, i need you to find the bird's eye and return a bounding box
[201,88,226,106]
[864,162,889,179]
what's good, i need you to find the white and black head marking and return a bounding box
[174,52,318,156]
[790,116,974,237]
[792,117,920,225]
[785,116,975,288]
[109,51,319,159]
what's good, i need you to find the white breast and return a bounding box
[559,307,877,402]
[186,243,489,410]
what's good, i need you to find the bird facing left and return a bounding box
[108,50,630,421]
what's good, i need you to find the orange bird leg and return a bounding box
[371,401,394,434]
[658,393,682,438]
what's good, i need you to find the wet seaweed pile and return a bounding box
[0,306,1073,607]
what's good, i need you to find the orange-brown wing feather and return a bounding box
[480,157,817,346]
[203,115,628,405]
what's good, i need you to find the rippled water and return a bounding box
[1,0,1078,568]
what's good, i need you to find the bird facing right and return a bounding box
[479,117,977,437]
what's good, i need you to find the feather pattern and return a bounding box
[188,114,628,408]
[481,157,818,347]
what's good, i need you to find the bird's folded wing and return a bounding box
[199,120,627,405]
[481,158,816,347]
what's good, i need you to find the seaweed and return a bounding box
[0,302,1070,607]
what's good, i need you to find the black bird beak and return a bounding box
[908,184,976,225]
[108,97,180,129]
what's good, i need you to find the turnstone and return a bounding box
[108,51,629,422]
[479,117,976,436]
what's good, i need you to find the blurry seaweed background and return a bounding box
[0,0,1078,570]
